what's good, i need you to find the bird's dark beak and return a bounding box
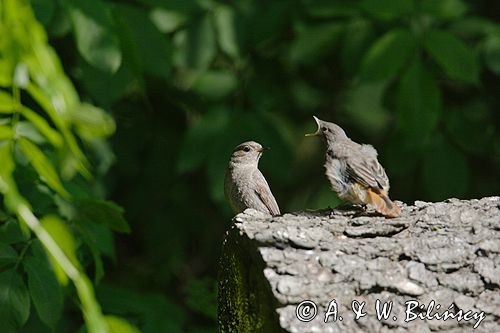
[305,116,322,137]
[258,146,270,153]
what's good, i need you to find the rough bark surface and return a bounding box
[218,197,500,333]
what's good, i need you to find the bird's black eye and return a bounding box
[243,146,251,152]
[322,127,328,132]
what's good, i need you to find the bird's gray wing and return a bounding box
[345,154,389,191]
[252,170,281,215]
[224,168,239,213]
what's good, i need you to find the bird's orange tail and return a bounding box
[367,188,400,217]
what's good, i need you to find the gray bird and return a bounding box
[305,116,400,217]
[224,141,281,216]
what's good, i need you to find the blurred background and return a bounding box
[7,0,500,332]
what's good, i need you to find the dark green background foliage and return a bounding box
[0,0,499,332]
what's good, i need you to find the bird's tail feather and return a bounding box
[367,188,400,217]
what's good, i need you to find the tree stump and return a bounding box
[218,197,500,333]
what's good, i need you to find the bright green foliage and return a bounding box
[18,138,70,199]
[105,316,141,333]
[40,215,80,285]
[0,0,498,332]
[0,0,136,332]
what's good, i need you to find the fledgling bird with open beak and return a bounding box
[305,116,400,217]
[224,141,281,216]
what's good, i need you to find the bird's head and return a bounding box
[230,141,269,166]
[305,116,347,143]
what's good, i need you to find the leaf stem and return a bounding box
[14,239,32,269]
[17,204,109,333]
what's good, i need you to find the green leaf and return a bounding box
[68,0,122,73]
[484,34,500,74]
[0,143,22,214]
[396,59,442,142]
[0,58,13,87]
[72,103,116,140]
[20,107,63,147]
[23,253,63,330]
[14,121,45,144]
[176,15,216,70]
[0,125,13,140]
[421,0,467,20]
[450,17,498,39]
[0,210,7,222]
[40,215,81,285]
[25,84,91,179]
[26,83,68,130]
[78,200,130,234]
[77,59,135,108]
[117,5,172,80]
[192,70,237,99]
[77,219,106,282]
[78,60,133,107]
[289,23,343,66]
[214,6,239,60]
[0,268,30,333]
[422,134,468,201]
[18,137,70,198]
[0,219,29,244]
[77,218,115,259]
[360,0,414,21]
[105,316,141,333]
[149,8,187,33]
[0,91,16,114]
[0,141,14,176]
[0,243,17,267]
[424,29,479,84]
[359,29,416,82]
[86,139,115,175]
[89,240,104,283]
[14,64,29,88]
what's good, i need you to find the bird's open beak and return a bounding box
[304,116,321,137]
